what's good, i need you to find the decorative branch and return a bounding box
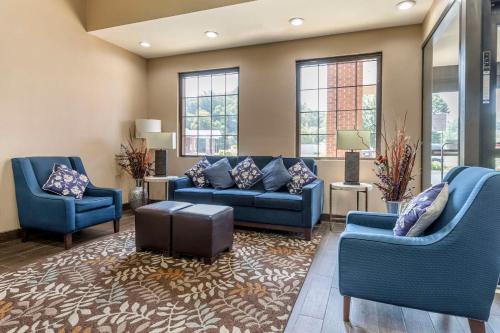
[115,130,153,179]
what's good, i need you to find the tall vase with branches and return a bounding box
[116,131,153,211]
[374,115,419,214]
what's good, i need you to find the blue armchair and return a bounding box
[338,166,500,333]
[11,156,122,249]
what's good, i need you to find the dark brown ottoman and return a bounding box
[172,204,234,264]
[135,201,192,254]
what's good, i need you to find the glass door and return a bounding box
[422,1,461,187]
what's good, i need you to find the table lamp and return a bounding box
[145,132,177,176]
[337,130,371,185]
[135,119,161,139]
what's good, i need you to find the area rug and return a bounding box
[0,230,320,333]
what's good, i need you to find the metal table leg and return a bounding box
[329,186,333,231]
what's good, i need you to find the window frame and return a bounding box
[295,52,383,160]
[178,67,240,157]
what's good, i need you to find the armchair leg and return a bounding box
[304,228,312,241]
[20,229,27,242]
[468,319,485,333]
[64,234,72,250]
[343,296,351,322]
[113,219,120,233]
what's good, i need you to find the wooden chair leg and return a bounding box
[64,233,72,250]
[304,228,312,241]
[113,219,120,233]
[343,296,351,322]
[19,229,27,242]
[468,319,486,333]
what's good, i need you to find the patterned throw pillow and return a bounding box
[42,164,89,199]
[231,157,263,190]
[394,182,448,237]
[287,160,317,194]
[185,158,211,188]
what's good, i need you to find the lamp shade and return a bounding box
[337,130,371,150]
[135,119,161,138]
[145,132,177,150]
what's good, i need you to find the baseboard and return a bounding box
[0,229,21,242]
[320,213,346,221]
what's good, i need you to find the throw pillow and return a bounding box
[203,158,235,189]
[42,164,89,199]
[185,158,211,188]
[287,160,317,194]
[53,163,69,172]
[262,157,292,192]
[231,157,263,189]
[394,182,449,237]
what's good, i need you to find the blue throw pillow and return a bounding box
[42,164,89,199]
[203,158,235,189]
[394,182,449,237]
[262,157,292,192]
[185,158,211,188]
[287,160,317,194]
[231,157,263,190]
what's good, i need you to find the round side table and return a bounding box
[329,182,373,231]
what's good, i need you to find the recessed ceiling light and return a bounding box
[139,41,151,48]
[205,31,219,38]
[289,17,304,26]
[397,0,416,10]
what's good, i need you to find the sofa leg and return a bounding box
[64,234,72,250]
[113,219,120,233]
[468,319,485,333]
[343,296,351,322]
[304,228,312,241]
[20,229,27,242]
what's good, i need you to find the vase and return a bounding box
[385,200,403,215]
[129,179,148,212]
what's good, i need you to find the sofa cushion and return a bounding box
[346,223,394,237]
[213,189,264,207]
[231,157,263,190]
[75,196,113,213]
[174,187,217,204]
[255,192,302,211]
[203,158,235,189]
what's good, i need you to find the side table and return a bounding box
[144,176,179,202]
[329,182,373,231]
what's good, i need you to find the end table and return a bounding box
[144,176,179,202]
[329,182,373,231]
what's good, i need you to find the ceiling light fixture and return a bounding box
[139,41,151,48]
[289,17,304,26]
[396,0,416,10]
[205,31,219,38]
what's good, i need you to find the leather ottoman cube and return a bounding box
[135,201,192,254]
[172,204,234,264]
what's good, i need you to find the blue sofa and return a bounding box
[338,166,500,333]
[11,156,122,249]
[168,156,323,240]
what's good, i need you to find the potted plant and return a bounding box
[374,116,419,214]
[116,131,153,212]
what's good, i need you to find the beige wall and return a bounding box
[0,0,148,233]
[422,0,451,41]
[86,0,255,31]
[148,25,423,215]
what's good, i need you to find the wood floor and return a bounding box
[0,216,499,333]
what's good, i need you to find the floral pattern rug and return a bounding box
[0,230,320,333]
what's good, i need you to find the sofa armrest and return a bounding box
[168,176,193,199]
[346,211,398,230]
[86,186,122,218]
[302,179,324,228]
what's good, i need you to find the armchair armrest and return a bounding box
[302,179,324,228]
[168,176,193,200]
[86,185,122,218]
[346,211,398,230]
[23,191,76,234]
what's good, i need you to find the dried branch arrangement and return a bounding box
[374,115,419,202]
[116,131,153,180]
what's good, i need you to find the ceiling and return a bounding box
[90,0,433,59]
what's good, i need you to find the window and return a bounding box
[180,68,239,156]
[297,54,381,158]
